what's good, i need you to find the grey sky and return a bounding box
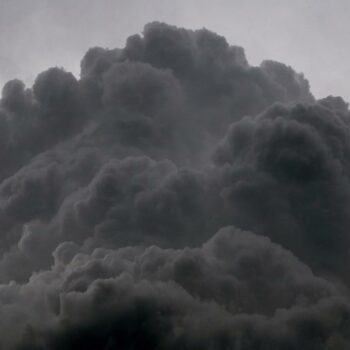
[0,0,349,101]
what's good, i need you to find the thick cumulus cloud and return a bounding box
[55,156,207,247]
[3,228,349,349]
[0,22,348,349]
[214,101,350,277]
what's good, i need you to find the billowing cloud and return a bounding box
[2,227,349,349]
[0,22,348,349]
[214,101,350,277]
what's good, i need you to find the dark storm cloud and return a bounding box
[0,68,88,182]
[2,227,349,349]
[0,22,348,349]
[121,23,311,142]
[54,156,209,249]
[214,101,350,277]
[33,68,86,140]
[82,22,314,141]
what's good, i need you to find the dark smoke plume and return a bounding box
[0,22,349,349]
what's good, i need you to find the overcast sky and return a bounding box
[0,0,349,101]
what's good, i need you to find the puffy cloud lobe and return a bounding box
[261,60,313,103]
[55,156,208,248]
[1,79,34,117]
[80,22,314,140]
[0,141,103,282]
[80,47,123,79]
[81,57,200,164]
[102,62,180,116]
[79,47,123,113]
[33,68,87,142]
[125,22,249,79]
[0,143,101,229]
[0,69,89,183]
[122,22,314,136]
[0,80,38,178]
[101,62,187,153]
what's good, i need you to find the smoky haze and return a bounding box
[0,18,349,350]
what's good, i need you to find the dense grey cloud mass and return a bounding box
[0,22,349,349]
[214,101,350,278]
